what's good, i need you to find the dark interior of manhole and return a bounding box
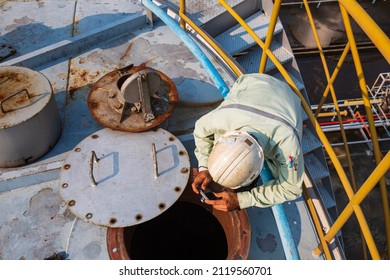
[124,201,228,260]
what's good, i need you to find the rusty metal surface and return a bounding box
[88,65,178,132]
[0,66,53,128]
[107,168,251,260]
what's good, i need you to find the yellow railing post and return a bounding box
[339,2,390,259]
[179,0,186,30]
[259,0,282,73]
[303,187,333,259]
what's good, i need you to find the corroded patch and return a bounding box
[88,65,178,132]
[256,234,277,253]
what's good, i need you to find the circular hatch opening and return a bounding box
[125,201,227,260]
[107,193,251,260]
[107,169,251,260]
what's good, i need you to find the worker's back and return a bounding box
[220,74,302,129]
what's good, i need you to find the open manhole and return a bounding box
[107,169,251,260]
[125,201,228,260]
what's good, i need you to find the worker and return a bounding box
[191,73,304,211]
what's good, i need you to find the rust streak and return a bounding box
[139,57,157,68]
[119,41,134,62]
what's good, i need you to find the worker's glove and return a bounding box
[191,170,212,194]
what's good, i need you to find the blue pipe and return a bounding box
[261,162,300,260]
[141,0,230,97]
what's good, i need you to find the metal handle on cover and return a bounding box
[152,143,158,178]
[0,88,30,114]
[89,151,100,187]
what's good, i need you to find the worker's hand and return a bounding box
[191,170,212,194]
[204,190,240,212]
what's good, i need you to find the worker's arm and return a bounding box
[237,134,304,208]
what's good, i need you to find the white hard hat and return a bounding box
[208,131,264,189]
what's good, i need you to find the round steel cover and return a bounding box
[0,66,53,129]
[0,66,61,167]
[88,65,178,132]
[59,128,190,227]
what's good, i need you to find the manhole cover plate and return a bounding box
[59,128,190,227]
[87,65,178,132]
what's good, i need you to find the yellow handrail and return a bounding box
[177,11,243,77]
[319,151,390,258]
[303,186,333,259]
[339,2,390,259]
[338,0,390,64]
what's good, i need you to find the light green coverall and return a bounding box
[193,74,304,208]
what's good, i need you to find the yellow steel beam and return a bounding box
[338,0,390,64]
[320,152,390,259]
[303,0,365,257]
[303,0,357,191]
[340,3,390,259]
[314,43,350,118]
[259,0,282,73]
